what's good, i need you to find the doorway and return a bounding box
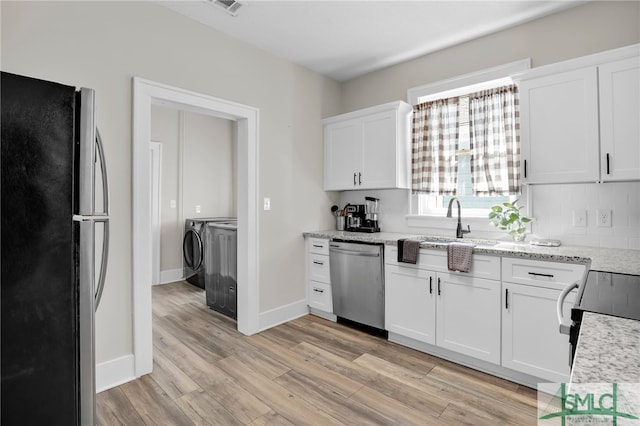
[132,77,260,378]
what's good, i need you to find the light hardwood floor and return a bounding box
[97,281,539,425]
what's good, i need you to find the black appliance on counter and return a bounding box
[558,270,640,364]
[345,196,381,233]
[1,72,110,424]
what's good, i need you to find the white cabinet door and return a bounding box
[323,119,363,190]
[361,110,398,189]
[436,273,501,364]
[520,67,600,184]
[502,282,573,382]
[599,57,640,182]
[323,101,411,191]
[385,265,436,345]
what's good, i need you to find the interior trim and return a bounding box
[132,77,260,378]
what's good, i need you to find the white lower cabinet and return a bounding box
[436,273,501,364]
[501,282,574,383]
[305,238,335,319]
[385,265,436,345]
[501,258,585,383]
[385,246,587,386]
[385,247,501,364]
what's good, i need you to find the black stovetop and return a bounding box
[575,270,640,321]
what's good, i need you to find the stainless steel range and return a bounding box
[558,270,640,363]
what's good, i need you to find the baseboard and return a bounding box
[157,268,183,285]
[96,354,136,393]
[259,298,309,332]
[388,332,545,389]
[309,307,337,322]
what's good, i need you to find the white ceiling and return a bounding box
[161,0,585,82]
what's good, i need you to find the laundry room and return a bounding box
[150,104,238,314]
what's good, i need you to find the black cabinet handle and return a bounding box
[429,276,433,294]
[353,173,357,186]
[524,160,527,178]
[606,153,611,175]
[313,261,324,265]
[312,244,323,248]
[437,277,441,296]
[505,288,509,309]
[358,172,362,185]
[313,288,324,293]
[528,272,554,278]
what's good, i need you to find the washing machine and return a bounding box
[183,217,236,288]
[205,221,238,319]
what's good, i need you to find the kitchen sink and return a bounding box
[419,236,458,244]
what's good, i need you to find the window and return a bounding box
[408,60,530,216]
[416,92,510,215]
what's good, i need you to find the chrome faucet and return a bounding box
[446,197,471,239]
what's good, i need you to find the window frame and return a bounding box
[407,59,531,218]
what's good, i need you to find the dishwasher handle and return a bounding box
[329,247,381,257]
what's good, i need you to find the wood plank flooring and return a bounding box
[97,281,539,425]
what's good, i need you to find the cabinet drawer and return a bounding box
[502,257,586,290]
[308,253,330,283]
[308,238,329,255]
[308,281,333,312]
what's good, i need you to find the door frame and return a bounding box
[132,77,260,377]
[149,141,162,286]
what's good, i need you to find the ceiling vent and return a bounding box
[207,0,243,17]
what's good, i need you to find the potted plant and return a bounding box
[488,200,532,242]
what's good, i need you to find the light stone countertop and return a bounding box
[571,312,640,384]
[303,230,640,275]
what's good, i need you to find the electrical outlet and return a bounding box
[596,209,612,227]
[572,210,587,227]
[195,205,201,214]
[263,197,271,211]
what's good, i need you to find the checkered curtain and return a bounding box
[469,85,520,195]
[411,98,460,194]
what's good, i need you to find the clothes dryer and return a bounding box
[183,217,236,288]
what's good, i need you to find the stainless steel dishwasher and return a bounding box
[329,240,385,330]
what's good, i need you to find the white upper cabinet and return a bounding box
[323,101,412,191]
[519,67,600,184]
[517,44,640,184]
[599,57,640,182]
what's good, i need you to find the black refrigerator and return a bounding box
[1,72,110,425]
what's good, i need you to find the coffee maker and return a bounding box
[345,196,380,233]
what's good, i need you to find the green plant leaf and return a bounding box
[521,217,532,223]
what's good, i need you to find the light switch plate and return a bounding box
[572,210,587,227]
[263,197,271,211]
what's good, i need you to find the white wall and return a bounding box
[150,105,180,274]
[151,106,236,276]
[338,1,640,250]
[1,1,341,369]
[182,111,236,221]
